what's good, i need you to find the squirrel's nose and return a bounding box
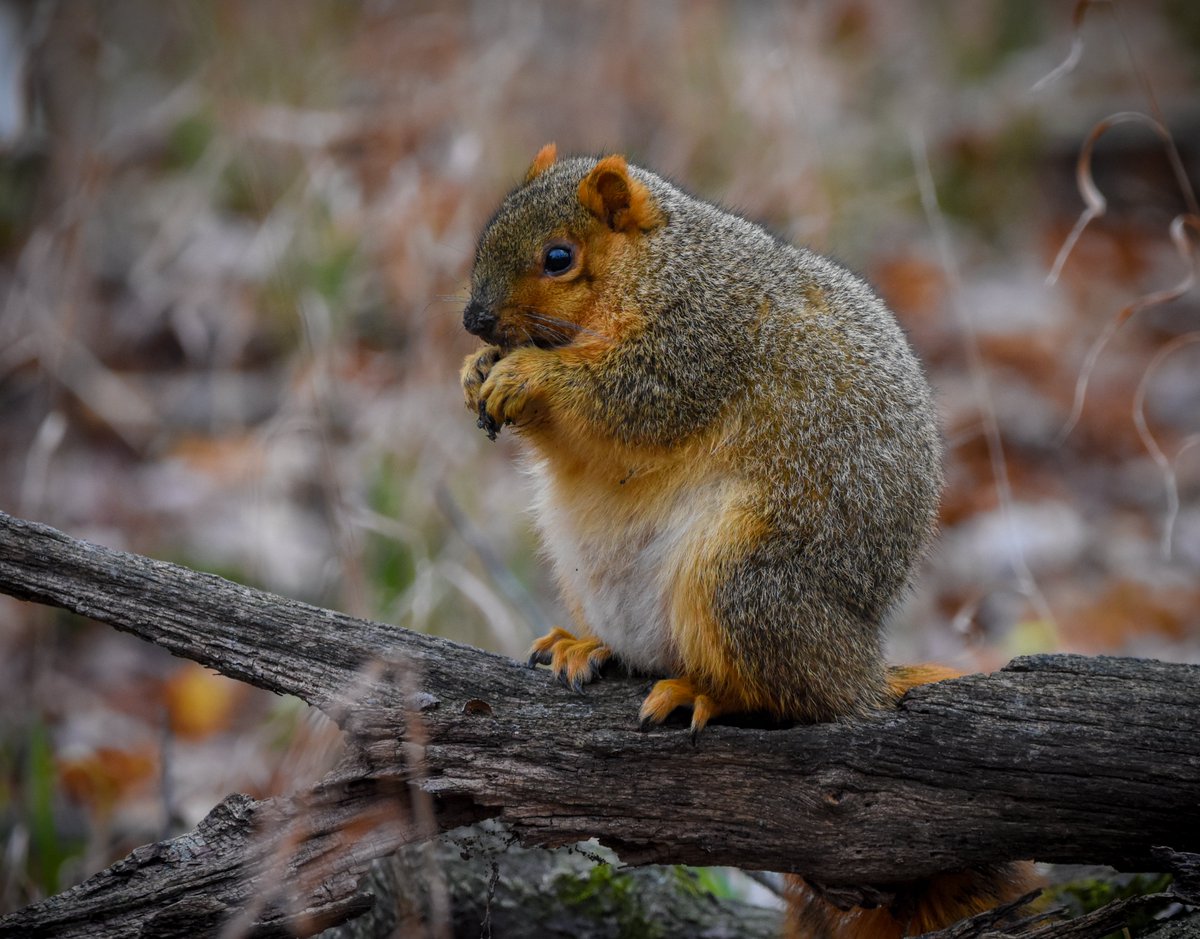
[463,299,497,340]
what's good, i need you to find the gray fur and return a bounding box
[469,157,943,722]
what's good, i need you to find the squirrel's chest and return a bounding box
[529,462,723,674]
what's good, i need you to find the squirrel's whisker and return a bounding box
[522,310,611,345]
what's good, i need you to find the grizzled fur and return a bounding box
[463,154,943,722]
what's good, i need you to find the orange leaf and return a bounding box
[59,747,157,816]
[164,662,240,739]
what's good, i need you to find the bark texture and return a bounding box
[0,511,1197,937]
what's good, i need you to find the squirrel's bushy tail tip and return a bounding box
[885,662,964,700]
[786,661,1037,937]
[783,864,1039,939]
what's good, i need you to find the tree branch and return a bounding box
[1,511,1198,937]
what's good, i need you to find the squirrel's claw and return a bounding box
[639,678,724,741]
[478,350,538,434]
[477,400,501,441]
[461,346,505,437]
[526,627,611,690]
[528,626,574,667]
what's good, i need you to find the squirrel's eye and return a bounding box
[543,245,574,276]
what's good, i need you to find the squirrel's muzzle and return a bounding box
[463,299,498,342]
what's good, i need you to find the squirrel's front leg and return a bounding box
[475,346,558,439]
[460,345,507,439]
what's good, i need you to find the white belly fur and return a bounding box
[528,460,728,675]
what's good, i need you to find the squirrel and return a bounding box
[459,143,1034,938]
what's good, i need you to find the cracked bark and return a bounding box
[0,511,1197,937]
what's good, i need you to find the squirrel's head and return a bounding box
[463,144,666,350]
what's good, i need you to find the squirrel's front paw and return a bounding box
[478,350,539,438]
[461,345,505,439]
[461,346,504,410]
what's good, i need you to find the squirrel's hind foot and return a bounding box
[639,678,726,743]
[527,627,612,692]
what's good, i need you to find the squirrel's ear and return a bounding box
[578,156,664,232]
[524,143,557,183]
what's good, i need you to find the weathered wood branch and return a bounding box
[321,825,788,939]
[0,511,1198,937]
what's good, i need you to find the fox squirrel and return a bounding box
[459,144,1033,938]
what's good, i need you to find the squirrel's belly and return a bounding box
[530,464,727,675]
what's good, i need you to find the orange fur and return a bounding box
[784,863,1039,939]
[886,663,963,700]
[638,677,728,736]
[528,627,612,688]
[525,142,557,183]
[502,224,634,348]
[535,439,714,553]
[667,500,774,715]
[578,155,664,232]
[784,666,1038,939]
[528,626,575,659]
[520,420,776,733]
[475,159,666,445]
[502,329,728,490]
[493,191,647,355]
[475,343,620,454]
[524,417,773,730]
[555,636,610,685]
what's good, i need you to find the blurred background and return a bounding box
[1,0,1198,915]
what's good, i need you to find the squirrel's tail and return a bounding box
[781,662,1038,938]
[783,864,1037,939]
[883,662,964,699]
